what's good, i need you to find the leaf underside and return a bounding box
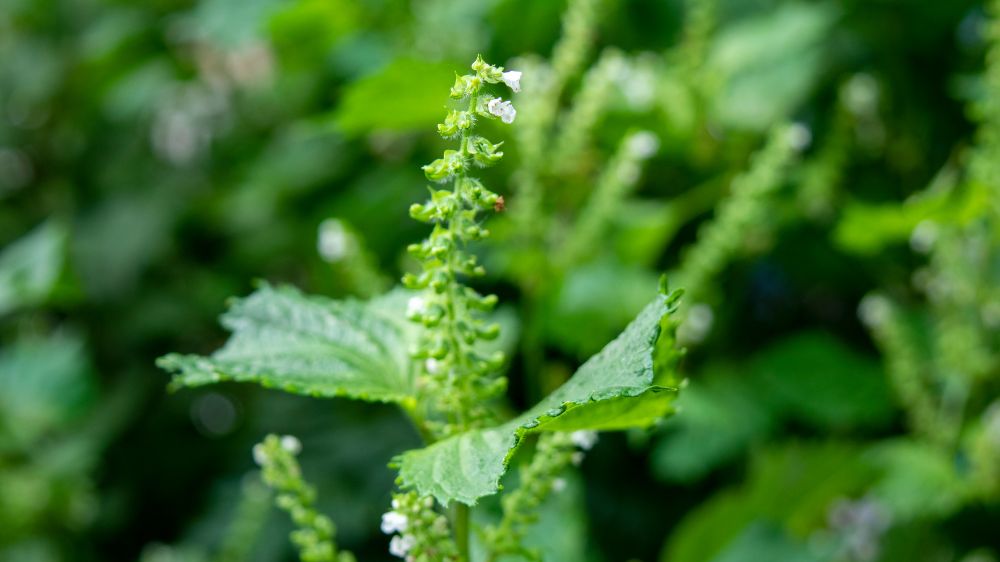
[396,292,682,505]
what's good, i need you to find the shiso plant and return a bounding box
[158,56,685,561]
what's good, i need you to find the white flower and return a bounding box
[486,98,517,124]
[317,218,353,262]
[280,435,302,455]
[570,430,598,451]
[626,131,659,159]
[406,296,426,319]
[552,478,567,493]
[251,444,267,466]
[501,70,521,93]
[381,511,408,534]
[571,451,585,466]
[909,220,938,254]
[425,358,441,375]
[788,123,812,152]
[858,294,890,328]
[677,303,714,345]
[389,534,416,558]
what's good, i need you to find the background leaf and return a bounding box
[334,58,459,135]
[0,221,67,316]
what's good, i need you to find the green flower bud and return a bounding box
[422,150,465,182]
[437,110,473,138]
[468,136,505,167]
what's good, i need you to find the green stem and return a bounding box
[401,401,436,445]
[453,502,470,561]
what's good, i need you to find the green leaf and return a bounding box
[750,331,895,430]
[711,523,824,562]
[395,289,682,505]
[157,284,417,403]
[334,58,458,135]
[661,442,873,562]
[544,259,660,359]
[832,182,993,255]
[867,439,966,520]
[707,3,838,131]
[0,332,96,449]
[652,365,776,483]
[0,220,67,316]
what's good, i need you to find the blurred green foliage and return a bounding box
[1,0,998,560]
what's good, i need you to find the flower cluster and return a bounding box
[381,492,459,561]
[253,435,354,562]
[403,55,520,437]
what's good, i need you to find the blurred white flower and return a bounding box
[626,131,660,159]
[788,123,813,152]
[318,219,354,262]
[407,297,427,319]
[858,294,890,328]
[909,220,939,254]
[280,435,301,455]
[571,430,598,450]
[389,534,416,558]
[380,511,408,534]
[251,444,267,466]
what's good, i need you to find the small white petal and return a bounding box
[502,70,521,93]
[858,294,890,328]
[552,478,567,493]
[425,358,441,375]
[570,430,598,451]
[317,219,352,262]
[487,98,516,124]
[381,511,408,534]
[788,123,812,151]
[909,220,938,254]
[677,303,714,345]
[389,534,416,557]
[252,444,267,466]
[626,131,659,159]
[500,102,516,124]
[406,296,426,318]
[280,435,301,455]
[388,535,407,557]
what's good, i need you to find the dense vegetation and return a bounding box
[1,0,998,561]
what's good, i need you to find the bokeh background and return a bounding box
[1,0,998,561]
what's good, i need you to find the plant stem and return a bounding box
[452,502,470,560]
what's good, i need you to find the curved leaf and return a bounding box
[157,284,416,403]
[395,289,683,505]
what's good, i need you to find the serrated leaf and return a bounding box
[157,284,417,403]
[395,291,682,505]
